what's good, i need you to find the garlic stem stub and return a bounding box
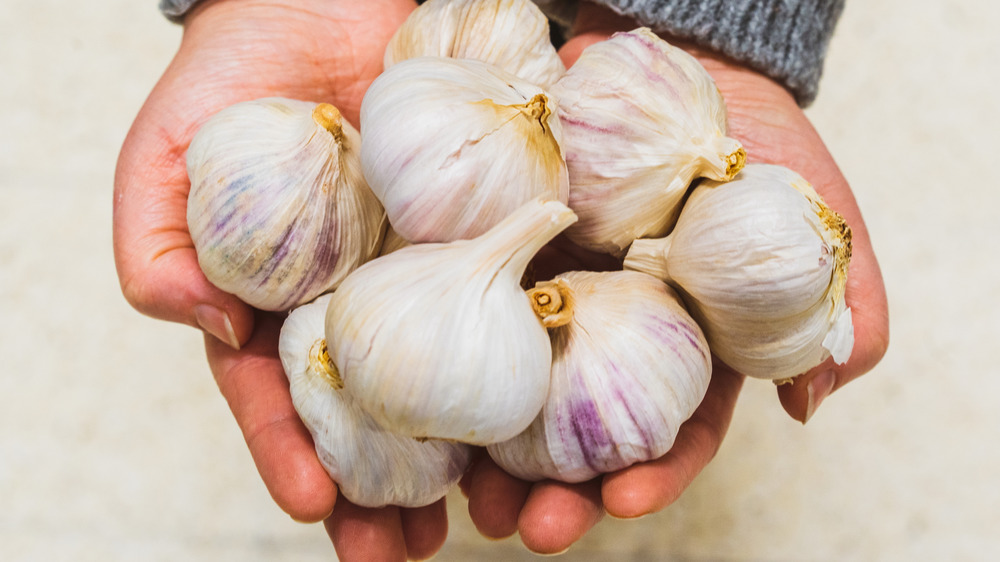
[186,97,385,311]
[278,294,472,508]
[384,0,566,89]
[550,28,746,256]
[326,199,578,445]
[624,163,854,381]
[360,56,569,243]
[488,270,712,483]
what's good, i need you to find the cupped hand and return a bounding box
[462,4,889,554]
[112,0,453,559]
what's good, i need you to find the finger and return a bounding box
[400,498,449,561]
[113,100,254,349]
[601,365,744,518]
[204,312,338,522]
[776,243,890,422]
[466,456,531,539]
[323,498,407,562]
[517,479,604,555]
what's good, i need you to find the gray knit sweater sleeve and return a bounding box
[157,0,843,105]
[159,0,199,23]
[536,0,844,106]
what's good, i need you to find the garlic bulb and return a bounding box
[326,199,577,445]
[549,28,746,256]
[377,226,412,256]
[187,98,385,311]
[360,57,569,243]
[279,294,472,508]
[384,0,566,89]
[487,270,711,483]
[624,164,854,381]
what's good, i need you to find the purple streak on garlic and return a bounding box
[487,270,711,483]
[186,98,385,311]
[549,28,746,256]
[624,163,854,381]
[279,294,472,508]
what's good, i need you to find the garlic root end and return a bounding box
[528,279,574,328]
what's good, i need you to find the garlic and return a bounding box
[487,270,711,482]
[326,199,577,445]
[384,0,566,89]
[279,294,472,508]
[186,98,385,311]
[377,226,412,256]
[360,56,569,243]
[549,28,746,256]
[624,164,854,381]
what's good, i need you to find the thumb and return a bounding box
[113,112,254,349]
[776,244,890,423]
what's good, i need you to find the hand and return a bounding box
[461,4,889,554]
[112,0,450,559]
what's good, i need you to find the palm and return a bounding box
[461,32,888,555]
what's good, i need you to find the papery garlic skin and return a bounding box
[385,0,566,89]
[487,270,711,483]
[550,28,746,256]
[187,98,384,311]
[377,226,412,256]
[279,294,472,508]
[326,199,577,445]
[624,164,853,381]
[360,57,569,243]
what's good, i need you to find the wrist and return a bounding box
[174,0,417,26]
[566,3,794,106]
[566,0,841,106]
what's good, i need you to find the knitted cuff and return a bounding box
[159,0,202,23]
[535,0,845,106]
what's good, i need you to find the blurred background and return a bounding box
[1,0,997,560]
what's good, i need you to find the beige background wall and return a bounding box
[2,0,997,560]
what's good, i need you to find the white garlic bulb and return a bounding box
[326,199,577,445]
[187,98,385,311]
[624,164,854,381]
[384,0,566,89]
[487,270,711,482]
[549,28,746,256]
[279,294,473,508]
[377,226,412,256]
[360,56,569,243]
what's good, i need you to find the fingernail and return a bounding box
[803,370,836,424]
[194,304,240,350]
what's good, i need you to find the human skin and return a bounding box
[113,0,889,558]
[459,5,889,554]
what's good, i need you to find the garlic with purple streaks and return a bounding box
[326,199,577,445]
[550,28,745,256]
[186,97,384,311]
[360,57,569,243]
[384,0,565,89]
[279,294,472,508]
[624,164,854,381]
[487,270,711,483]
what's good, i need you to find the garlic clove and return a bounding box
[488,270,712,483]
[279,294,472,508]
[624,163,853,381]
[549,28,746,256]
[385,0,566,89]
[360,56,569,243]
[377,226,412,256]
[326,199,577,445]
[186,97,385,311]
